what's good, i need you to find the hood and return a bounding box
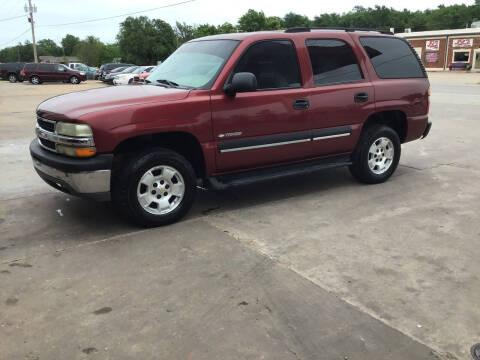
[37,85,190,121]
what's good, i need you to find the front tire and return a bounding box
[70,75,79,84]
[112,148,197,227]
[349,125,401,184]
[30,75,40,85]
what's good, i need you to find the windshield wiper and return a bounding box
[156,79,180,88]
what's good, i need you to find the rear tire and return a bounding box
[349,125,401,184]
[8,73,17,83]
[112,148,197,227]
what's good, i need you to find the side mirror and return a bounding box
[224,72,257,96]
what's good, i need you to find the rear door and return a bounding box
[305,35,374,157]
[211,39,312,172]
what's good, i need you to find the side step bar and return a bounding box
[205,155,352,190]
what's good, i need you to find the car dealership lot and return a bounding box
[1,74,479,359]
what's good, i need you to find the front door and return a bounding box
[55,64,70,81]
[211,40,312,172]
[305,37,374,157]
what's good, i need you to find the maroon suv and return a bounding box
[22,63,87,84]
[30,28,431,226]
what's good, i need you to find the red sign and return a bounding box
[426,40,440,51]
[452,38,473,48]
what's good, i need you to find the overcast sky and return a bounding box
[0,0,475,49]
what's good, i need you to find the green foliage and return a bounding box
[74,36,104,66]
[195,24,218,38]
[61,34,80,56]
[238,9,267,32]
[175,21,196,45]
[117,16,176,64]
[0,41,34,62]
[36,39,63,57]
[283,12,311,28]
[217,22,237,34]
[265,16,283,30]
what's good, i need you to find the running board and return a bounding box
[205,155,352,190]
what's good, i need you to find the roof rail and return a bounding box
[285,27,393,35]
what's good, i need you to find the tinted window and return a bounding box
[25,63,36,70]
[38,64,53,71]
[453,51,469,62]
[233,40,301,90]
[306,39,363,86]
[360,37,425,79]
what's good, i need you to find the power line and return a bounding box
[0,14,26,22]
[0,28,30,47]
[39,0,196,27]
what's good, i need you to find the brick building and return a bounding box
[396,28,480,71]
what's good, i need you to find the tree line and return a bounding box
[1,4,479,66]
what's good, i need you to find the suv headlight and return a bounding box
[79,71,86,76]
[56,122,93,137]
[55,122,96,157]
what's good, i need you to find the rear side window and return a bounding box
[360,37,425,79]
[306,39,363,86]
[38,64,53,71]
[233,40,302,90]
[24,63,36,71]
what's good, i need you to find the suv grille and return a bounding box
[39,138,56,150]
[37,116,56,132]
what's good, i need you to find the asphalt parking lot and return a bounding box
[1,73,479,360]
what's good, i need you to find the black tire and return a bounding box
[349,124,401,184]
[8,73,17,83]
[128,78,133,84]
[112,148,197,227]
[70,76,79,84]
[30,75,41,85]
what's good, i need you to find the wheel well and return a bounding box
[114,132,206,178]
[363,111,407,143]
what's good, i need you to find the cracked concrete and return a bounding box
[1,72,480,359]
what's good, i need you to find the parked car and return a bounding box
[99,63,134,80]
[113,66,155,85]
[132,66,157,84]
[30,28,431,227]
[68,62,88,70]
[74,64,98,80]
[102,66,135,84]
[22,63,86,84]
[0,62,25,82]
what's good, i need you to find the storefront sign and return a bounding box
[426,52,439,63]
[452,38,473,48]
[426,40,440,51]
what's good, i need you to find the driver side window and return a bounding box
[232,40,302,91]
[57,65,66,72]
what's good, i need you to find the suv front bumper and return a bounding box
[30,139,113,201]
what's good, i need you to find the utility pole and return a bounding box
[25,0,38,63]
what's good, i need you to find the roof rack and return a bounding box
[285,27,393,35]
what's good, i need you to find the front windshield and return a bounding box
[132,67,145,74]
[120,66,137,73]
[147,39,239,89]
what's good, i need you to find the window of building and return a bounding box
[453,50,470,63]
[360,37,426,79]
[306,39,363,86]
[232,40,302,90]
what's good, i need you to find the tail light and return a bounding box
[20,70,25,76]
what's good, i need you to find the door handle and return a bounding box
[354,92,369,103]
[293,98,309,110]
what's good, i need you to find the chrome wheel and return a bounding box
[368,137,394,175]
[70,76,79,84]
[136,165,185,215]
[31,76,40,85]
[8,74,17,83]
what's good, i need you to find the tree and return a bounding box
[283,12,310,29]
[265,16,283,30]
[195,24,218,38]
[74,36,104,66]
[61,34,80,56]
[117,16,176,64]
[37,39,63,57]
[217,22,237,34]
[175,21,196,46]
[99,43,121,64]
[238,9,267,32]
